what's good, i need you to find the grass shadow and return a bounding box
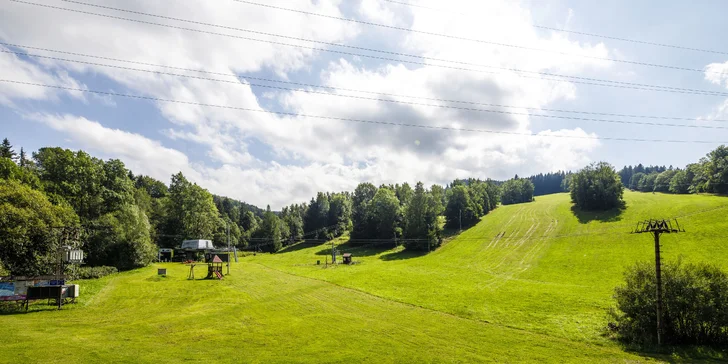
[571,200,626,224]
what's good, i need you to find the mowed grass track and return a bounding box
[0,263,643,363]
[252,191,728,352]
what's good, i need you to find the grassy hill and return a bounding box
[3,191,727,362]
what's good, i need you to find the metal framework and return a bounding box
[631,218,684,345]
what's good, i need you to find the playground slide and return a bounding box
[214,271,223,280]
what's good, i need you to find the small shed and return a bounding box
[342,253,352,265]
[158,248,174,262]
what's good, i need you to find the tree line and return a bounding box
[0,138,535,275]
[617,146,728,194]
[526,171,570,196]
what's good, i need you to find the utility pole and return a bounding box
[459,209,462,231]
[226,220,230,275]
[631,218,683,345]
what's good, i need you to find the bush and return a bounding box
[73,266,118,279]
[570,162,624,210]
[610,260,728,346]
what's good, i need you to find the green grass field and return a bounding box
[3,191,728,363]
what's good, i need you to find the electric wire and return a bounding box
[382,0,728,56]
[229,0,725,74]
[4,78,728,144]
[5,48,728,130]
[3,41,726,123]
[9,0,728,98]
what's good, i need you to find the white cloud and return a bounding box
[2,0,610,208]
[705,61,728,87]
[0,46,86,107]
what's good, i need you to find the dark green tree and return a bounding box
[653,169,677,192]
[0,180,78,275]
[395,182,414,207]
[0,157,41,189]
[258,205,282,252]
[569,162,624,211]
[371,187,402,239]
[444,185,479,229]
[704,145,728,194]
[403,182,441,251]
[500,178,534,205]
[629,172,645,190]
[86,204,156,270]
[0,138,16,160]
[669,170,688,194]
[638,172,658,192]
[351,183,378,239]
[328,193,352,237]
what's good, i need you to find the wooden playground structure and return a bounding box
[186,253,228,280]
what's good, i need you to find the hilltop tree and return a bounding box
[19,147,30,167]
[351,183,378,239]
[638,172,658,192]
[239,210,261,247]
[86,204,156,270]
[403,182,441,251]
[445,185,479,229]
[371,187,402,239]
[0,157,41,189]
[500,178,534,205]
[258,205,282,252]
[704,145,728,194]
[429,184,446,215]
[653,169,677,192]
[570,162,623,211]
[395,182,414,207]
[668,170,690,194]
[628,172,645,190]
[163,172,221,245]
[328,193,352,237]
[0,138,16,161]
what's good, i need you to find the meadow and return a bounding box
[2,191,728,363]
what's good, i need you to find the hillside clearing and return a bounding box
[2,191,727,362]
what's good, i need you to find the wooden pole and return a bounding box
[654,232,663,346]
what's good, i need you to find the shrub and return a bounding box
[610,260,728,346]
[72,266,119,279]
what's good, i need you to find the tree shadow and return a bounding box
[314,240,395,258]
[571,201,627,224]
[379,249,428,261]
[277,240,328,254]
[625,344,727,363]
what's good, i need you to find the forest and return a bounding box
[4,136,725,277]
[0,138,530,275]
[617,146,728,194]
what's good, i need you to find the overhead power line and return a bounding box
[230,0,721,73]
[6,48,728,130]
[3,79,727,144]
[4,41,724,124]
[11,0,728,97]
[383,0,728,56]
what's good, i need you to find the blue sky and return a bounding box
[2,0,728,209]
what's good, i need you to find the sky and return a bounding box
[2,0,728,209]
